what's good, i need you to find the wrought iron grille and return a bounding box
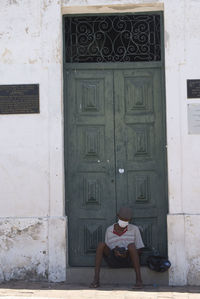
[64,14,161,63]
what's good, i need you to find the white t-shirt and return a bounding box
[105,223,144,250]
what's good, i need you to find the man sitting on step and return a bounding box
[90,206,144,288]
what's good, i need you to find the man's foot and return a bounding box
[132,281,143,289]
[90,280,100,288]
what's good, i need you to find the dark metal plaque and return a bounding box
[187,80,200,98]
[0,84,39,114]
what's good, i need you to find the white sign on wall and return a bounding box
[188,104,200,134]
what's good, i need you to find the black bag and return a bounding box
[147,255,171,272]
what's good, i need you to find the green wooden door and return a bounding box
[64,63,167,266]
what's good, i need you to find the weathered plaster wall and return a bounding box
[0,0,64,218]
[165,0,200,216]
[165,0,200,286]
[0,217,66,282]
[0,0,66,282]
[168,214,200,286]
[0,218,48,282]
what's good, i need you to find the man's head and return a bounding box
[117,206,132,228]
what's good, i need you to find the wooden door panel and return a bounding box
[65,69,116,266]
[126,124,156,163]
[114,68,167,262]
[127,170,157,207]
[124,75,154,115]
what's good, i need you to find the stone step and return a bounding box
[66,267,168,286]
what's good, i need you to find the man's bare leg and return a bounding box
[127,243,143,288]
[90,242,110,288]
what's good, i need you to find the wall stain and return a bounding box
[6,266,48,281]
[8,0,18,5]
[0,222,43,250]
[29,58,37,64]
[1,48,12,64]
[42,0,53,11]
[2,48,11,58]
[187,257,200,285]
[54,37,61,63]
[0,219,48,282]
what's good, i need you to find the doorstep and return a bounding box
[66,267,168,285]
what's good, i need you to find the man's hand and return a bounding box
[114,246,120,256]
[114,246,127,258]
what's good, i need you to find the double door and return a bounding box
[64,63,167,266]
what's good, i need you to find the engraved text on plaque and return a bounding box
[0,84,39,114]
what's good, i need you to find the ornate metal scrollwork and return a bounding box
[64,14,161,63]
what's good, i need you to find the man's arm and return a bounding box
[134,226,145,250]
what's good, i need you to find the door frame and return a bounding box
[63,10,168,266]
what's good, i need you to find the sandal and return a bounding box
[90,281,100,288]
[132,281,143,289]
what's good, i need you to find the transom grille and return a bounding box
[64,14,161,63]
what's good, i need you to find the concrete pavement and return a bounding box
[0,282,200,299]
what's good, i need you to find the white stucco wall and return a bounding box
[0,0,66,282]
[165,0,200,286]
[1,0,200,285]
